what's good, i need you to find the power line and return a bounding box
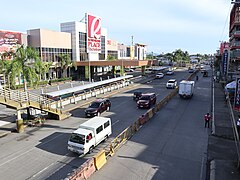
[219,2,233,42]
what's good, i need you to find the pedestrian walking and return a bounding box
[237,118,240,134]
[204,113,211,128]
[196,75,199,81]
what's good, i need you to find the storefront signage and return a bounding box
[234,77,240,111]
[87,13,101,53]
[222,49,228,76]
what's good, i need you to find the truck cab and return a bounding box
[68,117,112,155]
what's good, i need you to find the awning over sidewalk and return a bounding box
[225,81,236,93]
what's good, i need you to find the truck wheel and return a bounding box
[88,146,94,154]
[104,135,109,141]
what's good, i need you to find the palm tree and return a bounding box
[58,54,71,78]
[10,45,42,90]
[35,61,52,81]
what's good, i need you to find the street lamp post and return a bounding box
[89,58,91,83]
[121,59,123,76]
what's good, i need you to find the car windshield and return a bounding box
[168,80,175,83]
[69,133,85,145]
[89,102,101,108]
[134,92,142,96]
[140,96,150,100]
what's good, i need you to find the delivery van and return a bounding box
[179,80,195,99]
[68,116,112,155]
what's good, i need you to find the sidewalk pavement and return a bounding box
[209,81,240,180]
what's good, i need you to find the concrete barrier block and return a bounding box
[94,150,107,170]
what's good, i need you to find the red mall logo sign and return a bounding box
[87,13,101,53]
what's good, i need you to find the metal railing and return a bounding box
[0,88,57,112]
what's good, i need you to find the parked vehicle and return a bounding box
[179,80,195,99]
[203,71,208,77]
[166,70,174,75]
[155,73,164,79]
[68,117,112,155]
[124,68,134,72]
[133,91,142,101]
[85,98,111,117]
[145,68,153,74]
[137,93,156,108]
[166,79,177,89]
[188,68,194,73]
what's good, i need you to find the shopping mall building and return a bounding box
[0,13,151,80]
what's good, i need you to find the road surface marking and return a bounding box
[112,120,119,126]
[0,120,11,127]
[0,133,65,167]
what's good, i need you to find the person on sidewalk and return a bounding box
[204,113,211,128]
[237,118,240,134]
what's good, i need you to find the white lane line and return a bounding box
[112,120,119,126]
[0,120,11,127]
[32,152,71,178]
[0,133,65,167]
[32,162,55,178]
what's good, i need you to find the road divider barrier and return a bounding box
[139,114,146,125]
[66,158,96,180]
[65,71,197,179]
[94,150,107,170]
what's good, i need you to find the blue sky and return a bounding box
[2,0,231,55]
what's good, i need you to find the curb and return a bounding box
[210,160,216,180]
[0,131,11,138]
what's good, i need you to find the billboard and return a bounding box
[0,30,22,53]
[220,42,229,55]
[234,77,240,111]
[222,49,228,76]
[87,13,101,53]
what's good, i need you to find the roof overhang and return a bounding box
[76,60,154,67]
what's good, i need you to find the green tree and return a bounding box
[58,54,72,78]
[165,52,174,62]
[8,45,42,90]
[107,55,117,61]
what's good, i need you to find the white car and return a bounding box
[155,73,164,79]
[124,68,134,72]
[166,70,174,75]
[166,79,177,89]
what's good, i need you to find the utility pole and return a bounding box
[131,36,134,60]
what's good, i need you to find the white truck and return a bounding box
[68,116,112,155]
[179,80,195,99]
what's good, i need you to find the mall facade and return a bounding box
[0,13,151,80]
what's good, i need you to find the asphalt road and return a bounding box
[90,68,212,180]
[0,68,192,180]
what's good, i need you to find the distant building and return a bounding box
[27,29,72,79]
[229,3,240,74]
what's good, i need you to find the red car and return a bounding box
[137,93,156,108]
[85,98,111,117]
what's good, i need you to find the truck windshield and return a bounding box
[69,133,85,145]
